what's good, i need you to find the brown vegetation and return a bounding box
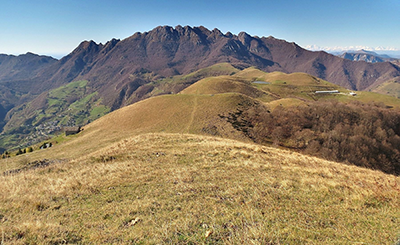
[235,100,400,175]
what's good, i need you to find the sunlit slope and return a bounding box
[180,75,276,102]
[234,68,337,86]
[1,66,400,243]
[85,93,253,136]
[149,62,240,96]
[0,133,399,244]
[4,65,400,169]
[28,93,256,160]
[242,70,344,101]
[236,68,400,108]
[179,68,343,104]
[371,79,400,98]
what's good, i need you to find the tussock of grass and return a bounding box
[0,133,399,244]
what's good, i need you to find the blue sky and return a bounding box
[1,0,399,58]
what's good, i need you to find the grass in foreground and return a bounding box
[0,133,399,244]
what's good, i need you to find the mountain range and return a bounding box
[2,25,400,150]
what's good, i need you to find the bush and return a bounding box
[16,148,23,155]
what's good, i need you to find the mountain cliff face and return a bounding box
[2,25,400,150]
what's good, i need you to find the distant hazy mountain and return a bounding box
[337,49,398,63]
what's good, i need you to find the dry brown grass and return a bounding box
[0,133,399,244]
[0,93,254,173]
[234,68,333,87]
[180,75,275,102]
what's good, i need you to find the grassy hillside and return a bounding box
[180,75,276,102]
[0,92,257,171]
[1,133,399,244]
[4,64,400,153]
[371,79,400,98]
[5,80,110,130]
[1,66,400,243]
[144,63,240,97]
[0,63,239,152]
[180,66,400,110]
[0,80,110,151]
[4,66,400,172]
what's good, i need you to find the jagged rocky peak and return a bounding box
[105,38,120,46]
[265,35,277,40]
[212,28,223,34]
[152,25,178,35]
[208,28,224,40]
[147,25,179,42]
[145,25,211,45]
[175,25,193,35]
[195,26,212,36]
[131,31,143,39]
[225,31,233,38]
[101,38,120,54]
[238,31,253,46]
[175,25,202,40]
[72,40,101,54]
[127,26,230,44]
[83,40,100,48]
[103,38,120,49]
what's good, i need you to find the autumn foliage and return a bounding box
[240,100,400,175]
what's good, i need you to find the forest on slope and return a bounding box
[229,100,400,175]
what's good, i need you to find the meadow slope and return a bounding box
[0,133,399,244]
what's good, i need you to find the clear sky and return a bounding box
[1,0,399,58]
